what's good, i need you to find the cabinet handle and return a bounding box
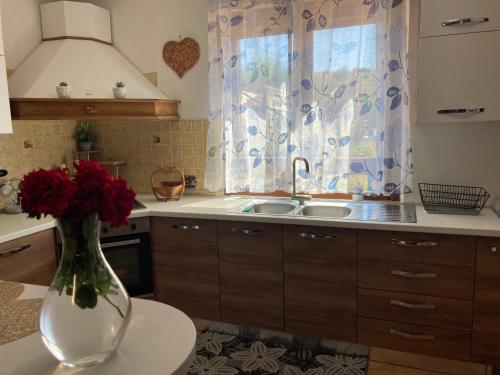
[0,243,31,257]
[298,232,338,240]
[171,224,200,231]
[391,239,438,248]
[390,269,437,279]
[441,17,489,27]
[236,228,266,235]
[85,105,98,114]
[389,329,435,340]
[437,108,485,115]
[390,299,436,310]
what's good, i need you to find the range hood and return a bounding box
[8,1,179,119]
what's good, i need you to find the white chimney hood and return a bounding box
[8,1,167,100]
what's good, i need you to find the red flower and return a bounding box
[21,160,136,228]
[99,179,136,227]
[20,168,76,219]
[73,161,111,215]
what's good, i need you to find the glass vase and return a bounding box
[39,214,131,367]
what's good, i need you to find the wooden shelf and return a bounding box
[10,98,180,120]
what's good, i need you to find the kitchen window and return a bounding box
[206,0,412,197]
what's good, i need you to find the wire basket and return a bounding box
[418,183,490,215]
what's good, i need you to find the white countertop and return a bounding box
[2,194,500,244]
[0,284,196,375]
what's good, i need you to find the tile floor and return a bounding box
[192,319,492,375]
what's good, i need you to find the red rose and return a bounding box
[73,161,111,215]
[21,168,76,219]
[99,179,136,227]
[21,160,136,227]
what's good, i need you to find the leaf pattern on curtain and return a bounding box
[206,0,412,196]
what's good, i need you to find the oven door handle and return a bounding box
[101,239,141,249]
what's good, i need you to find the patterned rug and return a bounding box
[189,330,368,375]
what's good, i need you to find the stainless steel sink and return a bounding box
[298,204,351,218]
[245,202,297,215]
[238,198,417,223]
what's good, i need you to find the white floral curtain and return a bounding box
[205,0,412,196]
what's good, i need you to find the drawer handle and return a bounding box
[441,17,489,27]
[390,299,436,310]
[389,329,435,340]
[236,228,266,235]
[390,269,437,279]
[171,224,200,231]
[298,232,338,240]
[85,105,98,114]
[437,108,485,115]
[391,239,438,248]
[0,243,31,257]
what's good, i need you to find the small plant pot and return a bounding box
[56,86,71,99]
[112,86,126,99]
[78,141,92,151]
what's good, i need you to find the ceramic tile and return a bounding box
[0,118,209,197]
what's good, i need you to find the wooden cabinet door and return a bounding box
[219,221,283,330]
[474,237,500,336]
[0,229,56,285]
[284,226,357,342]
[151,217,220,321]
[472,237,500,365]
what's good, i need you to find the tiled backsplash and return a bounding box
[0,119,208,208]
[90,119,208,193]
[0,120,77,179]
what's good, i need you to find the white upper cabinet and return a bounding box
[421,0,500,37]
[0,5,12,134]
[417,0,500,124]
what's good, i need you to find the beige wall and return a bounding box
[91,0,209,119]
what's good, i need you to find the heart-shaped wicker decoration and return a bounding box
[163,37,200,78]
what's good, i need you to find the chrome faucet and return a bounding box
[292,157,311,205]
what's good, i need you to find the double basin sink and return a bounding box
[239,199,417,223]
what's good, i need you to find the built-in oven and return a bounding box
[100,217,153,298]
[57,214,154,298]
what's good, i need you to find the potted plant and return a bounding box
[20,161,135,366]
[56,81,71,98]
[113,81,126,99]
[73,120,95,151]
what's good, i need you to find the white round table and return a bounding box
[0,284,196,375]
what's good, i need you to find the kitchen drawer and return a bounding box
[358,318,471,361]
[471,334,500,365]
[421,0,500,37]
[151,217,220,321]
[358,259,474,300]
[0,229,56,285]
[358,288,473,331]
[474,237,500,336]
[219,221,283,330]
[358,230,475,267]
[284,226,357,342]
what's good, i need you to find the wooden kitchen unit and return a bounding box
[150,217,500,372]
[0,229,57,286]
